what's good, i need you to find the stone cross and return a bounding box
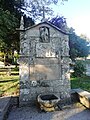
[41,6,47,22]
[42,6,45,21]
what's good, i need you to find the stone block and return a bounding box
[75,89,90,108]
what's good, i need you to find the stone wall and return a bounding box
[19,23,71,106]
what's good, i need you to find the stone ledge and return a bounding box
[72,88,90,108]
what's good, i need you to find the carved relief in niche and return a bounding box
[39,26,50,43]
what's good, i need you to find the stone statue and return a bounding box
[39,26,50,43]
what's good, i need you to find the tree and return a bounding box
[0,0,24,14]
[0,0,34,64]
[72,61,86,77]
[49,16,90,60]
[49,16,67,31]
[0,8,19,63]
[24,0,68,20]
[69,29,90,60]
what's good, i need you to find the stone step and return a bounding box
[72,88,90,108]
[0,97,11,120]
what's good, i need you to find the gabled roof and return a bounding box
[25,21,69,35]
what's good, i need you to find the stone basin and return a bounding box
[37,94,60,112]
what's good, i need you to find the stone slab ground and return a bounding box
[1,89,90,120]
[7,103,90,120]
[0,96,11,120]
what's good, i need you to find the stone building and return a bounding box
[19,17,71,105]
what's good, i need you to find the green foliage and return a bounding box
[14,66,19,71]
[0,52,4,57]
[0,7,19,56]
[0,0,34,64]
[0,0,24,14]
[69,29,90,60]
[0,8,18,46]
[72,61,86,77]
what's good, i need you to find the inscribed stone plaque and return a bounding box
[30,58,61,81]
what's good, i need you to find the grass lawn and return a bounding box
[71,76,90,92]
[0,69,19,97]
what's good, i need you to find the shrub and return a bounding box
[72,61,86,77]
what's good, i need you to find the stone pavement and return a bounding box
[0,96,11,120]
[7,104,90,120]
[0,95,90,120]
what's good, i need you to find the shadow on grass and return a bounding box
[11,73,19,75]
[0,79,18,83]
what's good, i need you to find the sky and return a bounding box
[51,0,90,38]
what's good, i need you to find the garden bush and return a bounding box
[72,61,86,77]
